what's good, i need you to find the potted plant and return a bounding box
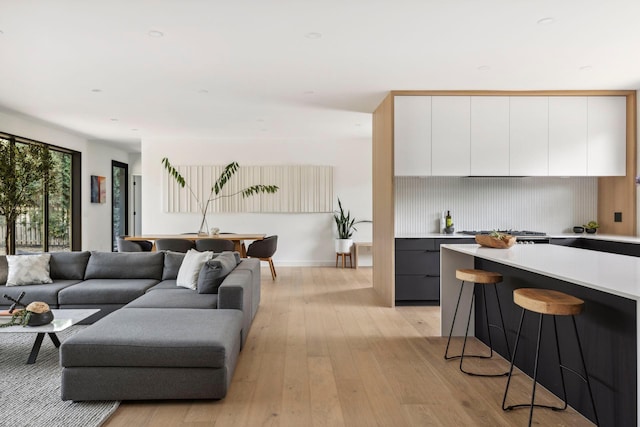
[584,220,599,234]
[333,198,370,254]
[162,158,278,235]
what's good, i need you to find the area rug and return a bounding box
[0,326,119,427]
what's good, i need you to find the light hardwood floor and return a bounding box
[104,267,594,426]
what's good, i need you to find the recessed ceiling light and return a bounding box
[305,32,322,39]
[91,89,102,93]
[131,128,138,131]
[148,30,164,38]
[198,89,209,94]
[579,65,593,71]
[110,118,118,122]
[477,65,491,71]
[536,17,555,25]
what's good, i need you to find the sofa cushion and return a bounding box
[125,289,218,309]
[0,256,7,286]
[84,252,164,280]
[50,251,91,280]
[146,280,179,292]
[1,280,82,307]
[198,251,239,294]
[60,308,243,369]
[161,251,186,280]
[58,279,159,305]
[176,249,213,290]
[6,253,53,286]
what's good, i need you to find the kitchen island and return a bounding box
[441,243,638,426]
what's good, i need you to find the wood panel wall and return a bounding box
[372,89,637,309]
[598,92,637,235]
[372,94,395,307]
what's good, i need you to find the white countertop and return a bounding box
[441,243,640,300]
[396,233,477,238]
[397,232,640,244]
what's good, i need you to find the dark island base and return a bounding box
[474,258,637,427]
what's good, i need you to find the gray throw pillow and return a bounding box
[197,251,239,294]
[162,251,187,280]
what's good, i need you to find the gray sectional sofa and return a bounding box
[0,250,261,401]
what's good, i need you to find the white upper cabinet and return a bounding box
[587,96,627,176]
[392,94,627,177]
[548,97,588,176]
[470,97,509,176]
[394,96,431,176]
[509,97,549,176]
[431,96,471,176]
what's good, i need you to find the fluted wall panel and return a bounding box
[395,177,597,235]
[165,165,333,213]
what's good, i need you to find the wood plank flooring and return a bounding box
[104,267,594,426]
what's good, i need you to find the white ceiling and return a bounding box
[1,0,639,152]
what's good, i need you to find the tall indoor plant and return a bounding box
[333,198,370,254]
[0,140,54,254]
[162,158,278,235]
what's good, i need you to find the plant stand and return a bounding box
[335,252,352,268]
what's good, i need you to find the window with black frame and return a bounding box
[0,133,80,255]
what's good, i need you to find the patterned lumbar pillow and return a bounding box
[176,249,213,290]
[6,253,54,286]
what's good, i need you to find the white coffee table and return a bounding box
[0,309,99,364]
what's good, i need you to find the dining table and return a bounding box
[125,234,266,257]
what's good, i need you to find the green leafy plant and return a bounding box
[0,139,56,254]
[162,158,279,234]
[333,198,370,239]
[489,230,510,241]
[583,220,599,229]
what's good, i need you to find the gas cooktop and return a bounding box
[459,230,547,237]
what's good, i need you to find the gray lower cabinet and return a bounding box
[395,237,475,303]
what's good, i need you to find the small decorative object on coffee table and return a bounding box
[475,230,516,248]
[1,292,55,327]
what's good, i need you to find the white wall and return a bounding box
[0,110,131,251]
[141,137,372,266]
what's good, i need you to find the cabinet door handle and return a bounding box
[425,274,440,278]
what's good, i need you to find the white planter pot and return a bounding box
[335,239,353,254]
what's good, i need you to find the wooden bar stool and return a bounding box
[444,269,511,377]
[502,288,599,427]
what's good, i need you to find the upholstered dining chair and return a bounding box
[246,235,278,280]
[195,239,235,252]
[155,238,196,253]
[117,236,153,252]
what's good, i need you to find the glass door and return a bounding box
[112,161,128,251]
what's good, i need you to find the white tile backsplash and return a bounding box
[395,176,597,235]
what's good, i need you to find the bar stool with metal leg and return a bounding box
[444,269,512,377]
[502,288,599,427]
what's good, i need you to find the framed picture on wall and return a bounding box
[91,175,106,203]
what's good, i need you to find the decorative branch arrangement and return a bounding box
[162,158,279,234]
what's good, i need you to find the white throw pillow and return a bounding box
[176,249,213,290]
[6,253,53,286]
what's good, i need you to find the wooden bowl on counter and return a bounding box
[475,234,517,249]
